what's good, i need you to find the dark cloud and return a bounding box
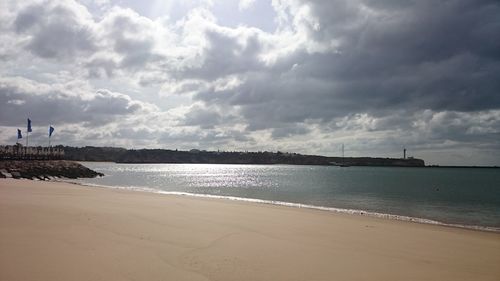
[14,1,96,59]
[191,0,500,131]
[415,111,500,148]
[181,105,222,129]
[0,78,149,127]
[180,29,265,80]
[102,8,163,69]
[271,125,311,139]
[297,0,500,110]
[85,57,118,78]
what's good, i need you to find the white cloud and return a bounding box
[239,0,255,11]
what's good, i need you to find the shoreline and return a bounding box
[67,179,500,233]
[2,178,500,280]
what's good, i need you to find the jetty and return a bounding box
[0,160,103,180]
[0,145,103,180]
[0,145,64,160]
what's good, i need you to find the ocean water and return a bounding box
[73,163,500,230]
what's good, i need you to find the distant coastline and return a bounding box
[426,165,500,169]
[59,146,425,167]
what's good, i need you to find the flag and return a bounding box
[49,126,55,137]
[27,118,32,133]
[17,129,22,139]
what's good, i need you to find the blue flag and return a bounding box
[27,118,32,132]
[49,126,55,137]
[17,129,22,139]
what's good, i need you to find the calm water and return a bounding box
[74,163,500,229]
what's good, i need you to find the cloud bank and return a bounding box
[1,0,499,165]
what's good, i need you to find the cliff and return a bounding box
[0,160,104,180]
[60,146,425,167]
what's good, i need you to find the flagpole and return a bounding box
[48,126,54,160]
[26,118,31,147]
[17,129,21,145]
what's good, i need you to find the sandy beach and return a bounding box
[1,179,499,281]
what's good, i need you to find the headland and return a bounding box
[61,146,425,167]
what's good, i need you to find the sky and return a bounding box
[1,0,499,166]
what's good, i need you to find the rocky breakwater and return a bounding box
[0,160,104,180]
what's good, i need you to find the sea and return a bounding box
[72,162,500,231]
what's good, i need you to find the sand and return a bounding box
[1,179,499,281]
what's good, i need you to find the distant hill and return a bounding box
[57,146,425,167]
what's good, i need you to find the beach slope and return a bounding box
[1,179,499,281]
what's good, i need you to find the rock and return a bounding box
[10,171,21,179]
[0,160,104,180]
[1,170,12,178]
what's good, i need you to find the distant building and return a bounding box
[0,144,64,160]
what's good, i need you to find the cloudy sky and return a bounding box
[1,0,499,166]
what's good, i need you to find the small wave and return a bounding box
[63,180,500,233]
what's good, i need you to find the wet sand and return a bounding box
[1,179,499,281]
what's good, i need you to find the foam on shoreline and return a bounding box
[64,180,500,233]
